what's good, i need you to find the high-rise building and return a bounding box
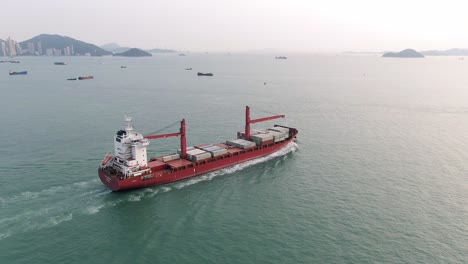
[46,48,54,56]
[0,42,6,57]
[15,43,22,55]
[53,48,61,56]
[37,42,42,55]
[64,46,71,56]
[27,42,35,55]
[7,37,16,57]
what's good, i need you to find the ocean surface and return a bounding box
[0,54,466,263]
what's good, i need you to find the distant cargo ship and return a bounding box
[9,70,27,75]
[98,106,298,191]
[0,60,20,63]
[78,76,94,80]
[197,72,213,76]
[54,62,67,65]
[275,56,287,59]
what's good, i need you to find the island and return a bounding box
[113,48,152,57]
[146,48,176,53]
[382,49,424,58]
[420,48,468,56]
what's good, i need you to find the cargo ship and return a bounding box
[9,70,27,75]
[78,76,93,80]
[54,62,67,65]
[98,106,298,191]
[197,72,213,76]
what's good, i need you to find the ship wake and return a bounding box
[0,142,298,241]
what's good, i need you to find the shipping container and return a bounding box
[190,152,212,161]
[250,133,274,146]
[195,144,212,149]
[237,129,264,139]
[268,127,289,134]
[209,148,228,157]
[226,139,256,149]
[177,146,195,155]
[203,146,222,152]
[261,139,274,145]
[162,153,180,162]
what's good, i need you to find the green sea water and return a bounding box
[0,54,466,263]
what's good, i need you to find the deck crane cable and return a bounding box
[144,120,181,137]
[257,108,287,120]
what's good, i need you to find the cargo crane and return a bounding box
[244,106,285,140]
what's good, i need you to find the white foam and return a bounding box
[39,213,73,229]
[147,189,159,197]
[85,205,105,215]
[161,187,172,192]
[128,194,143,202]
[0,232,11,240]
[3,179,101,206]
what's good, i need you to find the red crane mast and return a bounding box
[244,106,285,140]
[145,119,187,159]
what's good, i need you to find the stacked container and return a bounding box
[162,153,180,162]
[237,129,263,139]
[268,127,289,142]
[177,146,195,155]
[250,133,274,146]
[226,139,256,149]
[196,145,228,157]
[186,148,212,162]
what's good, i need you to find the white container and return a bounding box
[210,148,228,157]
[226,139,256,149]
[191,152,212,161]
[162,153,180,162]
[268,127,289,134]
[177,146,195,155]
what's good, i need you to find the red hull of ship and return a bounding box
[99,135,296,191]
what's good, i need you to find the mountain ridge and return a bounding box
[113,48,152,57]
[382,49,424,58]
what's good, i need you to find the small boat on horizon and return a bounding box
[78,76,94,80]
[67,78,77,81]
[185,67,192,70]
[54,62,67,65]
[121,66,127,68]
[275,56,287,59]
[0,60,20,63]
[197,72,213,76]
[9,70,28,75]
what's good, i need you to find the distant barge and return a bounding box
[9,70,27,75]
[78,76,93,80]
[197,72,213,76]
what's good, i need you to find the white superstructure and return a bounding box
[110,116,150,177]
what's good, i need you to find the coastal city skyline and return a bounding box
[0,36,76,57]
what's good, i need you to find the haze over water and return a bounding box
[0,54,466,263]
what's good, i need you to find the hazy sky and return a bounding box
[2,0,468,52]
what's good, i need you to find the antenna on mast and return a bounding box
[124,115,134,132]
